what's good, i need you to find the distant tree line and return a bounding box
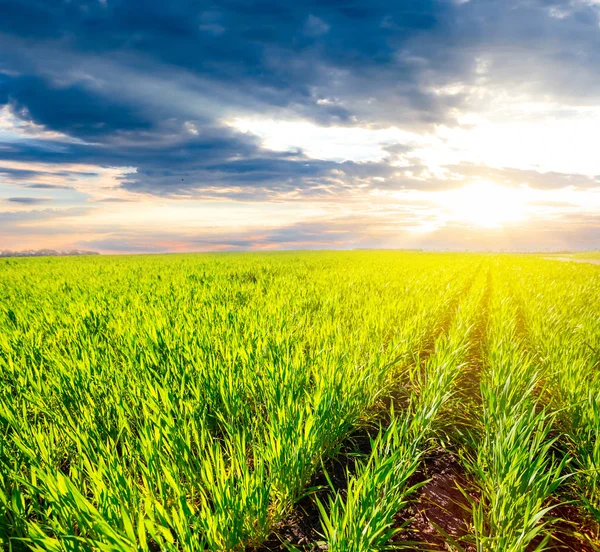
[0,249,100,258]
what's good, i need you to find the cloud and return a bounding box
[0,166,93,190]
[94,197,139,203]
[303,15,330,37]
[0,126,398,199]
[0,206,91,224]
[6,196,51,204]
[420,163,600,191]
[2,0,600,250]
[26,183,74,190]
[72,203,600,253]
[77,237,166,253]
[1,75,153,140]
[0,1,453,131]
[3,130,600,202]
[2,1,600,132]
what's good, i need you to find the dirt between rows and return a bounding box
[530,503,599,552]
[396,450,599,552]
[258,268,479,551]
[258,446,599,552]
[257,448,477,552]
[393,451,477,551]
[257,427,376,551]
[256,265,599,551]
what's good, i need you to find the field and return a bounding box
[544,253,600,264]
[573,252,600,259]
[1,252,599,551]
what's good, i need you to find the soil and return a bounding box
[256,270,485,552]
[256,427,376,551]
[255,264,600,552]
[393,451,478,551]
[257,449,479,552]
[529,503,599,552]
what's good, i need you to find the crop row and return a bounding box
[0,252,598,551]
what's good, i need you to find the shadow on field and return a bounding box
[256,425,376,551]
[390,271,490,550]
[256,263,599,552]
[528,503,599,552]
[257,448,480,552]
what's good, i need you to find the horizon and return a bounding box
[2,247,599,258]
[2,1,600,253]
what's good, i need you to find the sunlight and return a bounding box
[441,181,528,228]
[227,117,418,162]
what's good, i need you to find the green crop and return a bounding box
[0,252,598,551]
[460,270,567,551]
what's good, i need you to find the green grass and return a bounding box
[0,252,599,551]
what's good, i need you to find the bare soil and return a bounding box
[394,451,478,551]
[256,427,376,551]
[529,503,599,552]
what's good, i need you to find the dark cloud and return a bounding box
[0,168,79,191]
[0,129,397,198]
[2,132,599,201]
[0,0,454,130]
[26,183,74,190]
[6,196,51,204]
[1,75,153,139]
[0,1,443,87]
[1,167,58,180]
[1,0,600,206]
[0,166,95,184]
[94,198,139,203]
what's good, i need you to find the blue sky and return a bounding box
[2,0,600,252]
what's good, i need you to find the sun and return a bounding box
[442,181,527,228]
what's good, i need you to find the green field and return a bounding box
[573,252,600,261]
[1,252,599,551]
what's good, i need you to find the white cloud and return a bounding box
[430,103,600,176]
[227,117,420,162]
[229,97,600,179]
[0,105,80,144]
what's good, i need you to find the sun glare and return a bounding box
[442,181,528,228]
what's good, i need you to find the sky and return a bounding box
[2,0,600,253]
